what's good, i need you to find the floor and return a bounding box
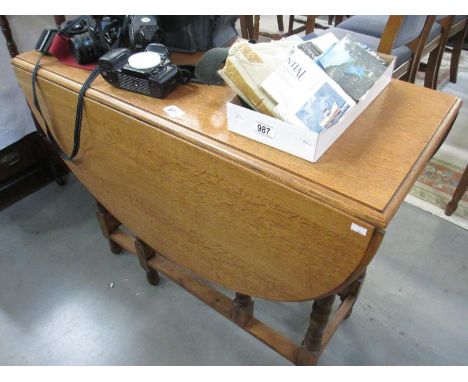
[1,16,468,366]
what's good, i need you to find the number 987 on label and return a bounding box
[255,122,275,139]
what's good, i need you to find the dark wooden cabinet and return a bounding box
[0,132,67,210]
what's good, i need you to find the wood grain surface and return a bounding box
[14,67,377,300]
[12,52,462,228]
[11,51,461,301]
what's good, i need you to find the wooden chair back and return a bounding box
[423,16,454,88]
[0,15,19,58]
[54,15,66,27]
[0,15,66,59]
[405,16,436,82]
[382,16,436,81]
[377,16,405,54]
[239,15,316,41]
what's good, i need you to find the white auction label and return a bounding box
[255,121,275,139]
[350,223,368,236]
[163,105,185,118]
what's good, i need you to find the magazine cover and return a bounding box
[297,33,339,60]
[275,81,353,133]
[295,82,352,133]
[262,48,355,134]
[318,35,388,101]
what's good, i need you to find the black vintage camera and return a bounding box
[69,16,162,64]
[128,16,161,51]
[68,16,124,64]
[98,43,179,98]
[35,15,163,65]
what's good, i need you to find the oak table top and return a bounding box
[13,51,462,229]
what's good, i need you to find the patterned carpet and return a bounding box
[408,49,468,229]
[409,158,467,218]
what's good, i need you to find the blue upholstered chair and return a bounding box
[381,15,465,89]
[338,15,429,49]
[304,16,436,85]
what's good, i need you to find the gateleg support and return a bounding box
[95,200,122,254]
[338,272,367,320]
[134,237,160,286]
[295,294,336,366]
[231,293,254,327]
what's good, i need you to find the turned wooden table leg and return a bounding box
[445,162,468,216]
[231,293,254,327]
[296,294,336,365]
[95,201,122,254]
[134,238,160,286]
[338,272,367,319]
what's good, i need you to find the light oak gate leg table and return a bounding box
[12,52,462,365]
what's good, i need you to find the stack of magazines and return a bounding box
[219,34,389,134]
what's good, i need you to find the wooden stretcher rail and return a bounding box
[110,227,357,365]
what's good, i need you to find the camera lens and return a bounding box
[69,32,103,65]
